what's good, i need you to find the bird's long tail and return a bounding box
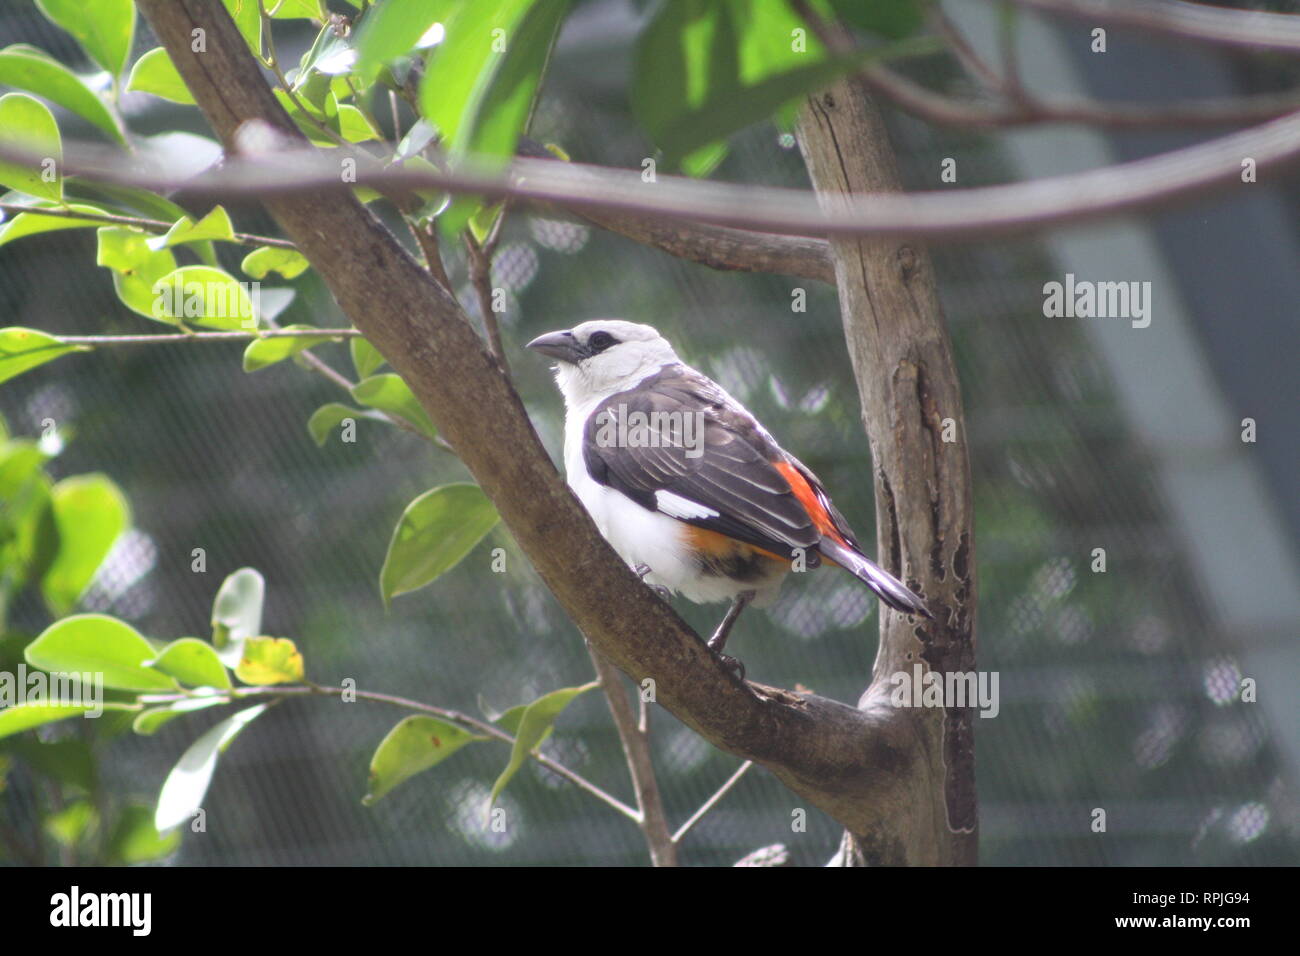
[818,537,934,619]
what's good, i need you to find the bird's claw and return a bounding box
[717,653,746,682]
[633,564,672,601]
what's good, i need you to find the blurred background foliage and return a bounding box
[1,0,1297,865]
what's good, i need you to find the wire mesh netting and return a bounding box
[0,0,1296,866]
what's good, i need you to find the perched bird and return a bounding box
[527,319,931,673]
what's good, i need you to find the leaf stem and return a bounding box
[141,683,641,822]
[0,202,296,248]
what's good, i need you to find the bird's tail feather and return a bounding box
[819,537,933,619]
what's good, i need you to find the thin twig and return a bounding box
[672,761,754,844]
[587,646,677,866]
[0,202,296,248]
[404,215,453,290]
[142,682,641,822]
[858,61,1300,130]
[259,0,352,149]
[57,329,359,346]
[1003,0,1300,54]
[464,230,509,373]
[930,5,1005,92]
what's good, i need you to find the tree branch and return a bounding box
[858,60,1300,129]
[587,647,676,866]
[796,13,979,865]
[0,202,296,247]
[672,760,754,844]
[18,103,1299,243]
[1003,0,1300,54]
[134,0,900,842]
[55,329,359,345]
[144,682,640,822]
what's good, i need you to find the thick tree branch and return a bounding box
[797,41,979,864]
[134,0,905,841]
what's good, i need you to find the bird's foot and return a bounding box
[633,564,672,601]
[716,652,746,682]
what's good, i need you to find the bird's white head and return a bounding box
[526,319,679,406]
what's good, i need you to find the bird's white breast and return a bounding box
[562,391,783,606]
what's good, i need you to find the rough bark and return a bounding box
[798,79,979,865]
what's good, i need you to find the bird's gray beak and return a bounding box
[525,329,583,364]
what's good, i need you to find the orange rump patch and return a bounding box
[684,525,787,563]
[774,461,847,546]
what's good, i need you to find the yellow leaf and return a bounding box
[234,636,304,685]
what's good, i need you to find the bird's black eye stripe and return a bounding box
[587,331,618,353]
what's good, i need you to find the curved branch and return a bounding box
[1003,0,1300,54]
[21,104,1300,243]
[858,61,1300,129]
[134,0,898,837]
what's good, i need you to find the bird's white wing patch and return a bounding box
[654,490,719,520]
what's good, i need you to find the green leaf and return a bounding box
[380,484,499,604]
[240,245,309,280]
[243,326,339,372]
[0,44,124,143]
[825,0,925,39]
[492,703,527,735]
[25,615,178,692]
[34,0,135,78]
[132,693,228,735]
[147,638,231,690]
[0,327,79,384]
[338,104,380,142]
[420,0,571,161]
[681,140,728,178]
[354,0,455,82]
[362,716,484,805]
[125,47,194,104]
[40,473,129,616]
[305,402,384,447]
[350,336,385,378]
[146,206,235,251]
[106,804,180,864]
[0,92,62,201]
[488,681,597,809]
[631,0,919,166]
[0,439,56,587]
[154,703,268,832]
[95,226,178,321]
[350,373,437,439]
[45,800,96,847]
[468,201,503,244]
[271,0,324,19]
[295,22,357,82]
[151,265,258,331]
[273,87,342,146]
[233,636,304,686]
[0,201,108,248]
[210,568,264,668]
[4,736,95,789]
[222,0,264,58]
[0,699,134,741]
